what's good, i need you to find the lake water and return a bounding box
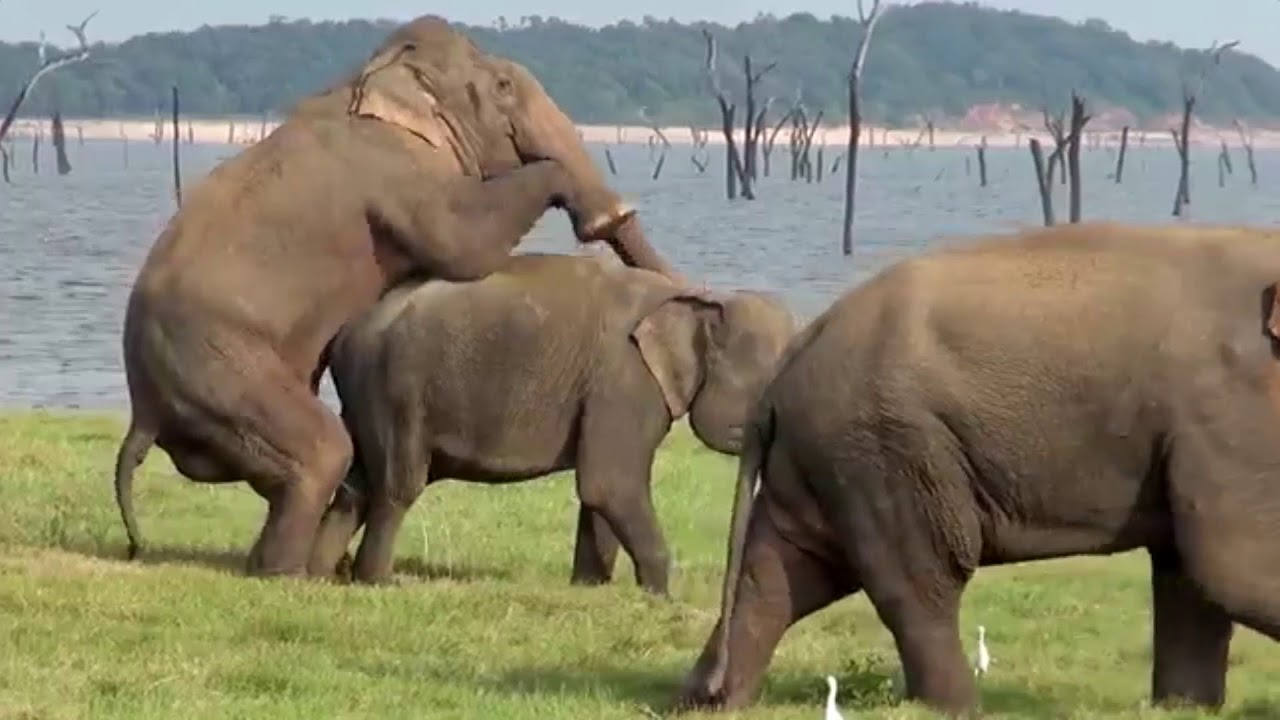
[2,137,1279,410]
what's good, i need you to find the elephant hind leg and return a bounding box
[307,467,371,580]
[839,450,981,715]
[1148,545,1233,710]
[349,397,429,585]
[570,505,620,586]
[163,357,352,578]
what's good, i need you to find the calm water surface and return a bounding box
[3,138,1279,409]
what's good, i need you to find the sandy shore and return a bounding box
[5,116,1279,151]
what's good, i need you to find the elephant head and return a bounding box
[628,283,795,453]
[346,16,650,255]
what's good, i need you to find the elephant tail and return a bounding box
[113,417,156,561]
[704,402,776,697]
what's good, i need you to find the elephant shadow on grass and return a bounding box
[63,541,510,583]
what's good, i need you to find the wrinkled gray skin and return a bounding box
[111,15,681,578]
[676,222,1280,716]
[306,253,795,595]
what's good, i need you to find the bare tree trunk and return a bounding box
[31,124,41,174]
[0,14,97,146]
[172,86,183,207]
[1235,119,1258,186]
[702,29,755,200]
[1172,100,1193,216]
[51,111,71,175]
[651,151,666,181]
[1114,125,1129,183]
[1066,93,1090,223]
[1173,40,1239,216]
[0,146,9,183]
[976,136,988,187]
[1216,139,1233,188]
[1029,138,1055,226]
[841,0,886,256]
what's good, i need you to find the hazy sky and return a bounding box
[3,0,1279,66]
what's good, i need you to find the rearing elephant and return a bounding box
[111,15,679,578]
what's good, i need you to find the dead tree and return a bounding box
[50,110,71,175]
[171,86,183,207]
[1217,138,1233,188]
[638,107,671,180]
[1041,107,1069,185]
[151,108,164,145]
[1064,93,1091,223]
[0,145,9,183]
[787,107,823,181]
[1114,125,1129,183]
[840,0,887,256]
[1172,40,1239,217]
[689,125,710,174]
[701,29,775,200]
[1028,138,1054,226]
[976,136,988,187]
[1234,119,1258,186]
[31,122,41,174]
[0,12,97,145]
[759,110,792,176]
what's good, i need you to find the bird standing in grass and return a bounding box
[825,675,845,720]
[974,625,991,676]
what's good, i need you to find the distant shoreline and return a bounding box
[5,116,1279,150]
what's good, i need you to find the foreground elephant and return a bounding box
[676,222,1280,716]
[306,253,795,594]
[111,15,680,577]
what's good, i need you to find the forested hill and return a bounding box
[4,2,1280,127]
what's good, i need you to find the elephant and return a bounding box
[675,222,1280,716]
[110,15,681,578]
[305,252,796,595]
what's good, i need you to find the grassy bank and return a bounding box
[1,411,1277,719]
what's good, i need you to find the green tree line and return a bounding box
[3,2,1279,127]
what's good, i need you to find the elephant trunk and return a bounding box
[517,87,681,280]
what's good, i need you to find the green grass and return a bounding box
[1,411,1278,719]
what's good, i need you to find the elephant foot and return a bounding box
[569,574,612,588]
[335,551,355,581]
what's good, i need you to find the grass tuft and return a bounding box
[0,411,1277,718]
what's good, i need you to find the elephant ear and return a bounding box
[623,276,724,419]
[349,43,452,149]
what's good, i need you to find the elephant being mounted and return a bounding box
[111,15,681,579]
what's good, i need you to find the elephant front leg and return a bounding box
[674,501,851,712]
[1149,546,1233,709]
[570,504,621,586]
[398,161,634,283]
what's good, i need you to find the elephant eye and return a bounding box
[495,77,514,96]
